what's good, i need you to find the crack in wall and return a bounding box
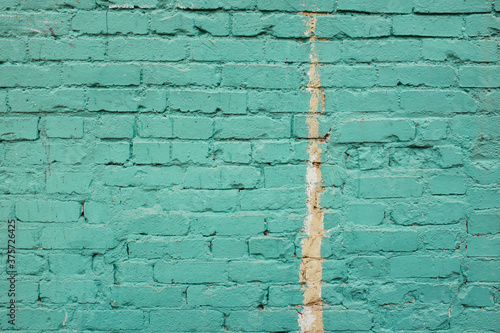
[298,12,326,333]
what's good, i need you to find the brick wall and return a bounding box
[0,0,499,331]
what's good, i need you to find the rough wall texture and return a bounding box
[0,0,499,332]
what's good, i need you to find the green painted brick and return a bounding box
[72,310,145,331]
[143,63,219,86]
[72,11,148,34]
[188,285,264,307]
[350,256,389,278]
[458,286,495,307]
[345,203,385,225]
[422,230,460,250]
[9,88,85,112]
[172,116,213,139]
[0,12,70,37]
[264,165,305,188]
[215,116,290,139]
[111,285,185,308]
[455,309,500,331]
[107,38,187,61]
[228,260,299,283]
[40,226,117,249]
[154,261,227,283]
[465,260,500,282]
[226,309,299,332]
[222,64,302,89]
[15,200,81,222]
[214,142,252,163]
[192,39,264,61]
[344,230,418,253]
[0,39,26,61]
[113,209,190,236]
[190,214,265,236]
[159,189,239,212]
[211,238,248,258]
[468,212,500,235]
[137,116,173,138]
[168,90,247,114]
[184,166,260,189]
[430,175,467,195]
[391,201,466,225]
[116,261,153,282]
[165,237,208,259]
[323,310,373,331]
[104,166,182,188]
[0,117,38,141]
[265,40,310,62]
[95,115,135,138]
[132,141,170,164]
[390,256,461,278]
[0,309,65,330]
[0,65,61,87]
[469,187,500,209]
[152,12,229,36]
[401,90,476,113]
[379,65,456,87]
[459,66,500,88]
[239,188,306,210]
[10,0,95,9]
[44,116,83,138]
[393,15,464,37]
[467,236,500,257]
[252,141,292,164]
[359,177,423,198]
[62,63,141,86]
[316,15,391,38]
[248,91,310,113]
[95,142,130,164]
[171,141,210,164]
[28,38,106,60]
[258,0,334,11]
[343,39,421,62]
[337,0,412,13]
[249,237,291,258]
[423,39,498,62]
[319,65,377,88]
[149,310,224,332]
[328,90,399,112]
[268,285,302,306]
[40,279,98,303]
[414,0,491,13]
[48,254,89,274]
[88,89,166,112]
[46,172,91,194]
[465,14,500,37]
[338,119,415,143]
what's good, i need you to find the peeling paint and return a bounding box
[299,12,326,333]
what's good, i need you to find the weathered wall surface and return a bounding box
[0,0,499,331]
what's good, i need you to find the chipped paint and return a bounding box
[298,12,326,333]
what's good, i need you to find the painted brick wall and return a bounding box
[0,0,499,331]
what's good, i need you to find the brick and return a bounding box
[95,142,130,164]
[0,39,26,62]
[0,12,70,37]
[9,88,85,112]
[429,175,467,195]
[11,0,95,9]
[72,11,148,34]
[468,212,500,235]
[84,202,109,224]
[239,188,306,210]
[143,63,219,86]
[0,117,38,141]
[455,309,500,331]
[229,261,299,283]
[252,141,292,164]
[222,64,301,89]
[44,116,83,138]
[104,166,182,188]
[184,166,261,189]
[265,40,311,62]
[171,142,210,164]
[40,279,98,303]
[137,116,173,138]
[248,91,310,113]
[423,39,498,62]
[268,285,302,306]
[154,261,227,283]
[165,238,208,259]
[465,260,500,282]
[113,209,190,236]
[232,13,307,38]
[391,201,466,225]
[324,310,373,331]
[172,116,213,139]
[390,256,461,278]
[73,310,144,331]
[319,65,377,87]
[215,116,290,139]
[458,286,495,307]
[0,65,61,87]
[46,172,91,194]
[40,226,117,249]
[414,0,491,13]
[343,39,421,62]
[212,238,248,258]
[214,142,252,163]
[226,310,299,331]
[28,38,105,60]
[469,187,500,209]
[328,90,399,112]
[132,141,170,164]
[116,261,153,282]
[465,14,500,37]
[152,12,229,36]
[316,15,391,38]
[188,285,264,307]
[0,309,65,330]
[88,89,166,112]
[168,90,247,114]
[249,237,291,258]
[401,90,476,113]
[192,39,264,62]
[258,0,333,11]
[393,15,464,37]
[345,203,385,225]
[159,189,239,212]
[337,0,412,13]
[15,200,80,222]
[467,236,500,257]
[108,38,187,61]
[190,214,265,236]
[95,115,135,138]
[111,285,184,307]
[350,256,389,278]
[264,165,307,188]
[459,66,500,87]
[177,0,253,9]
[422,230,461,250]
[62,63,141,86]
[379,65,455,87]
[344,230,418,252]
[359,176,423,198]
[338,119,415,143]
[149,310,223,332]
